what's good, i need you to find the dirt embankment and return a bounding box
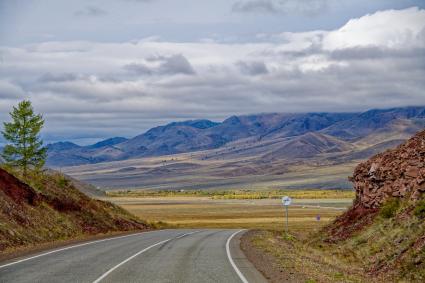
[0,168,149,253]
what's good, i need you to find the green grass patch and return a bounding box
[107,189,355,200]
[379,198,400,218]
[414,199,425,219]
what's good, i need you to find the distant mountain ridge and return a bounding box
[46,106,425,167]
[322,106,425,140]
[89,137,128,149]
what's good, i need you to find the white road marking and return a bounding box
[226,229,249,283]
[92,239,172,283]
[92,231,199,283]
[176,230,199,239]
[0,230,162,269]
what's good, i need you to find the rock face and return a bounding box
[322,130,425,281]
[350,130,425,208]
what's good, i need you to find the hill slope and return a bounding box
[0,168,149,253]
[263,132,353,160]
[46,106,425,167]
[322,106,425,140]
[321,130,425,281]
[239,130,425,282]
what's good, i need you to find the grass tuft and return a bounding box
[414,199,425,219]
[379,198,400,219]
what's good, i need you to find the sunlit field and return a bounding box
[106,190,353,233]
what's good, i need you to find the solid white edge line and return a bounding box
[92,230,199,283]
[0,230,164,269]
[226,229,249,283]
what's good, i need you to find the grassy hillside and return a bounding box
[316,130,425,281]
[0,168,149,253]
[241,130,425,282]
[317,198,425,281]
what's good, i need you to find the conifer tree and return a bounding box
[1,100,47,178]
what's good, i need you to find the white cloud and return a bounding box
[0,7,424,142]
[236,60,269,75]
[0,80,26,99]
[322,7,425,50]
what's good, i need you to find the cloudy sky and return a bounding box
[1,0,425,144]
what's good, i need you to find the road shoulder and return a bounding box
[240,230,372,283]
[240,230,306,283]
[230,230,269,283]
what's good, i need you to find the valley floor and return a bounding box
[105,196,352,231]
[62,150,359,190]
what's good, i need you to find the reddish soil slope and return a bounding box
[0,169,148,252]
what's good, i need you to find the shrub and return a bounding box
[55,174,70,189]
[380,198,400,218]
[414,199,425,219]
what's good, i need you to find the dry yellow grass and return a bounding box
[63,147,359,191]
[248,230,368,282]
[108,196,352,232]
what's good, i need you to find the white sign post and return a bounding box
[282,196,292,233]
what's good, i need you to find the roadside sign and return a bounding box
[282,196,292,206]
[281,196,292,234]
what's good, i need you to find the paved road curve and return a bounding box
[0,229,267,283]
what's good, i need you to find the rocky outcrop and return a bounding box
[321,131,425,281]
[350,130,425,208]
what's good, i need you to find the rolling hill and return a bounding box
[322,106,425,140]
[263,132,353,160]
[42,106,425,190]
[46,106,425,167]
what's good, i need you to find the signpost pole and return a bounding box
[285,205,289,234]
[282,196,292,235]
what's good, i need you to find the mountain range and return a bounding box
[46,106,425,167]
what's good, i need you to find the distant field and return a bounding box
[63,148,358,190]
[106,191,353,232]
[107,188,354,199]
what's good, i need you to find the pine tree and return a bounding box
[1,100,47,178]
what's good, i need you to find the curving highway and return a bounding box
[0,229,267,283]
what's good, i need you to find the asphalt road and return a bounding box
[0,229,267,283]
